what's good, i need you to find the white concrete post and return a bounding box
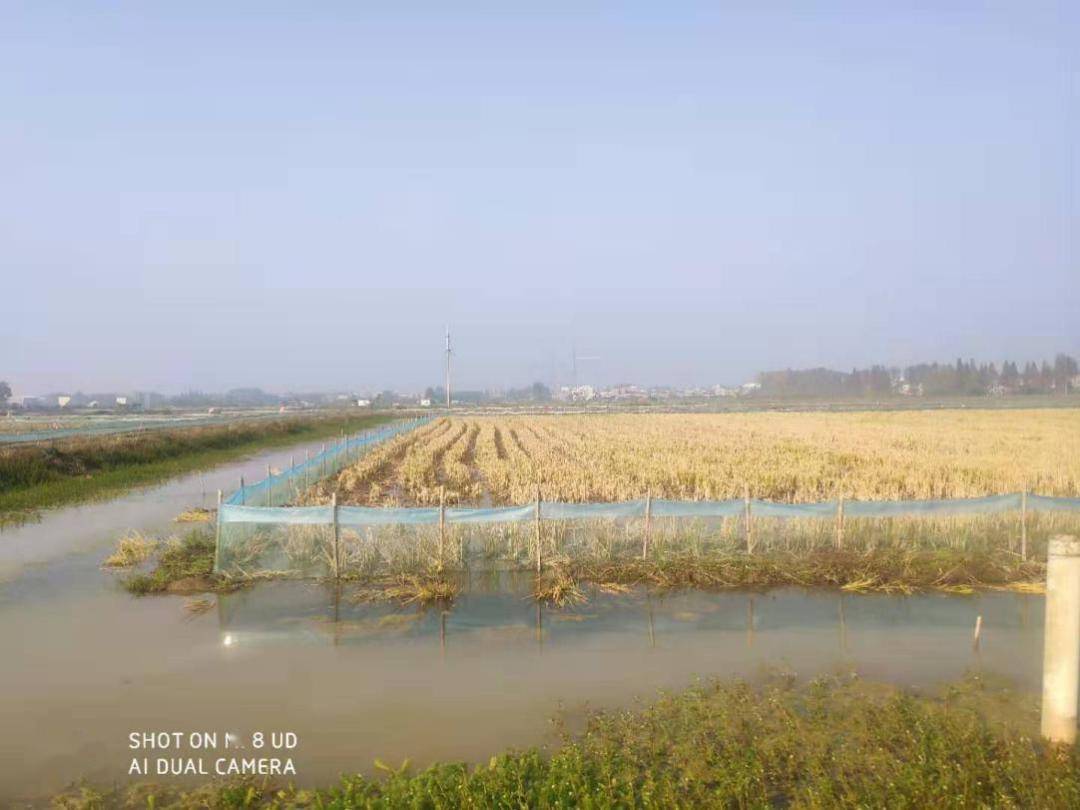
[1042,535,1080,744]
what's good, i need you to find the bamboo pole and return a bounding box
[535,484,542,573]
[836,494,845,549]
[266,464,273,507]
[239,476,245,506]
[744,483,753,554]
[438,486,446,567]
[1042,535,1080,743]
[642,490,652,560]
[213,489,223,573]
[1021,490,1028,561]
[331,492,340,580]
[973,614,983,650]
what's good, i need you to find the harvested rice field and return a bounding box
[319,410,1080,507]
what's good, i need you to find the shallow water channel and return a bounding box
[0,439,1048,803]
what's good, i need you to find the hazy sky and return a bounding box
[3,3,1076,395]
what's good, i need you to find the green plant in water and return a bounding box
[123,530,223,595]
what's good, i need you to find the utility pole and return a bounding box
[445,326,452,409]
[570,341,600,389]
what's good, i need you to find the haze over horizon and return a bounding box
[4,4,1076,397]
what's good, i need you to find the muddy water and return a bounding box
[0,437,337,582]
[0,566,1044,802]
[0,441,1049,802]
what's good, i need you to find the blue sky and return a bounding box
[2,2,1075,394]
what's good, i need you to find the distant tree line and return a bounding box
[757,354,1080,398]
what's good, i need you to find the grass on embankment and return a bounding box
[53,673,1080,808]
[0,412,393,521]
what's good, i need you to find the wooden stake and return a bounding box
[973,614,982,650]
[836,494,845,549]
[239,475,245,506]
[331,492,340,579]
[1020,490,1028,562]
[213,489,223,573]
[535,484,542,573]
[267,464,273,507]
[744,483,753,554]
[438,486,446,566]
[642,490,652,560]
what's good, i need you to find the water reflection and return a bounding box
[215,579,1043,691]
[0,576,1046,803]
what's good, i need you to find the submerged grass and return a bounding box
[52,673,1080,808]
[187,528,1049,601]
[174,507,213,523]
[121,530,228,595]
[561,547,1046,596]
[0,412,392,522]
[101,532,158,568]
[353,573,461,606]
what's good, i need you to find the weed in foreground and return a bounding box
[51,673,1080,808]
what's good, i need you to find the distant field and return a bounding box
[0,408,284,442]
[330,410,1080,506]
[0,412,392,519]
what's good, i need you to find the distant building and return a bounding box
[356,399,372,408]
[419,398,432,407]
[57,395,71,408]
[115,396,128,407]
[87,400,99,408]
[569,385,596,402]
[740,382,761,393]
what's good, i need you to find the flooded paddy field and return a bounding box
[0,567,1044,801]
[0,431,1055,804]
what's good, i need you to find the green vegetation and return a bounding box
[121,531,226,595]
[0,412,392,521]
[53,673,1080,808]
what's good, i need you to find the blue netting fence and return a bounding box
[223,417,433,508]
[215,479,1080,577]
